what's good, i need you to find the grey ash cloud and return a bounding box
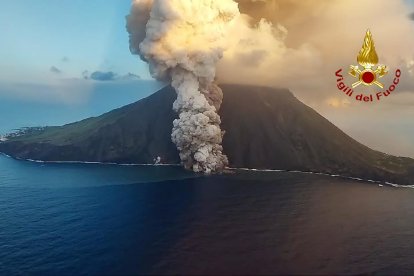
[50,66,62,74]
[86,71,141,81]
[123,72,141,80]
[90,71,117,81]
[82,70,89,80]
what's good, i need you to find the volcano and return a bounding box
[1,84,413,184]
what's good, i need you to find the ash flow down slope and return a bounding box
[1,84,414,185]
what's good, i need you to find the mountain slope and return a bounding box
[1,84,413,184]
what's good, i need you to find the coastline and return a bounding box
[0,152,180,167]
[229,167,414,189]
[2,152,412,189]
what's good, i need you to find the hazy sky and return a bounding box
[0,0,151,82]
[1,0,414,82]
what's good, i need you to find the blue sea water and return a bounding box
[2,154,414,275]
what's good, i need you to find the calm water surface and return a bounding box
[1,155,414,275]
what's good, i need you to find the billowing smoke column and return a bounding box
[127,0,240,173]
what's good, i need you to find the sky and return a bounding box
[0,0,413,158]
[0,0,150,82]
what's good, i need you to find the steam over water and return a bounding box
[2,154,414,274]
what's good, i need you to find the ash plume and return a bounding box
[126,0,239,173]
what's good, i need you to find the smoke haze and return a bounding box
[226,0,414,158]
[127,0,414,159]
[127,0,241,173]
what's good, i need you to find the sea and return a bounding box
[2,154,414,275]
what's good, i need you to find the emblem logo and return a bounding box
[335,29,401,103]
[349,30,388,89]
